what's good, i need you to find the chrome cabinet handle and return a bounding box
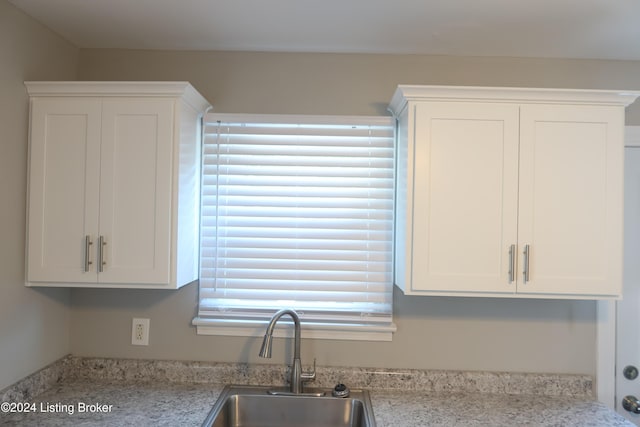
[508,244,515,283]
[98,236,106,272]
[523,244,530,284]
[84,235,93,272]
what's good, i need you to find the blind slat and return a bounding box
[202,165,394,178]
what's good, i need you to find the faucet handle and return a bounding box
[301,358,317,383]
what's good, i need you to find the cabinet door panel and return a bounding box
[410,102,519,293]
[98,98,174,284]
[518,104,623,296]
[26,98,101,283]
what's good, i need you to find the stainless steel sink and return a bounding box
[201,385,376,427]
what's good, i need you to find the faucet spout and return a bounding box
[259,309,313,394]
[258,333,273,358]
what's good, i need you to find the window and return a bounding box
[193,114,396,340]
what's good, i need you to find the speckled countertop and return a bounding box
[0,381,221,427]
[371,390,632,427]
[0,356,634,426]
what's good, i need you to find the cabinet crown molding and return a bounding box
[24,81,211,112]
[388,85,640,117]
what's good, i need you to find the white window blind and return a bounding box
[196,113,395,338]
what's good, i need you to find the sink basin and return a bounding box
[201,385,376,427]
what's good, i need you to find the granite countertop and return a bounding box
[371,390,632,427]
[0,381,220,427]
[0,356,634,427]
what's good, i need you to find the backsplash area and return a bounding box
[1,355,593,403]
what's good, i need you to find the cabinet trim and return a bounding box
[24,81,210,112]
[389,85,640,117]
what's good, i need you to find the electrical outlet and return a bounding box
[131,318,150,346]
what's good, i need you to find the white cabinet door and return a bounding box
[26,98,101,283]
[518,104,623,297]
[97,98,174,284]
[408,102,520,293]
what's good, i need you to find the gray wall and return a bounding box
[70,285,596,374]
[78,49,640,121]
[71,48,640,376]
[0,0,77,390]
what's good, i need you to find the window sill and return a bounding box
[192,317,396,342]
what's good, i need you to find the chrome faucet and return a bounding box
[259,309,316,394]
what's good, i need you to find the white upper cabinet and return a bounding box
[389,85,639,299]
[25,82,210,289]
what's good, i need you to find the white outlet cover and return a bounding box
[132,318,150,346]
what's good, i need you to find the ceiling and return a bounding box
[8,0,640,61]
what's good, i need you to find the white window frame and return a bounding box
[193,113,397,341]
